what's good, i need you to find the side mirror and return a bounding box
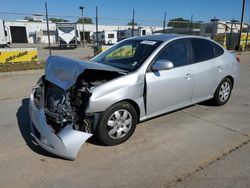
[152,60,174,71]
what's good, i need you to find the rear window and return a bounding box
[212,42,224,57]
[191,38,215,63]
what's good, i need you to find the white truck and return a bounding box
[56,23,78,48]
[93,31,117,45]
[0,19,8,47]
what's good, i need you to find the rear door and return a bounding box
[145,39,194,118]
[190,38,224,103]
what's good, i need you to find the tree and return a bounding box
[167,18,190,28]
[193,21,203,29]
[77,17,93,24]
[167,18,202,29]
[127,21,138,26]
[49,18,69,23]
[24,16,69,22]
[24,16,34,21]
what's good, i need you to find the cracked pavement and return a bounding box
[0,53,249,188]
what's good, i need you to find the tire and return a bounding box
[211,78,232,106]
[96,102,138,146]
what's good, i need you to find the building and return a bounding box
[4,20,57,44]
[1,19,162,44]
[200,20,249,37]
[153,27,200,35]
[200,20,250,50]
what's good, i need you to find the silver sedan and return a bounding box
[29,34,240,160]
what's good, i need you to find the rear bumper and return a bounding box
[29,90,92,160]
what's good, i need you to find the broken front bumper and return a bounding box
[29,90,92,160]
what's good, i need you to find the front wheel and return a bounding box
[211,78,232,106]
[96,102,138,146]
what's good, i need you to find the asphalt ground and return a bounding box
[0,53,249,188]
[10,43,94,62]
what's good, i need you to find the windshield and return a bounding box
[92,39,162,72]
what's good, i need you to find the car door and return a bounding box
[145,39,195,118]
[190,38,224,103]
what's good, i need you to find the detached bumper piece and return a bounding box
[29,91,92,160]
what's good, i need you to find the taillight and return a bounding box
[236,56,240,63]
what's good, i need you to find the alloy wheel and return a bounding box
[219,81,231,102]
[107,109,132,139]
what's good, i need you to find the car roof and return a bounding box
[131,34,208,42]
[131,34,184,42]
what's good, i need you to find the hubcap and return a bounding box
[107,109,132,139]
[219,82,230,102]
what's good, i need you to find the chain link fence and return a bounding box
[0,8,249,51]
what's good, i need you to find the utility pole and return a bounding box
[245,21,250,50]
[211,16,216,38]
[95,6,99,55]
[189,14,193,34]
[229,19,234,50]
[132,9,135,37]
[163,12,166,34]
[237,0,245,51]
[79,6,85,47]
[45,2,51,56]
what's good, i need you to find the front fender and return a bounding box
[86,73,146,120]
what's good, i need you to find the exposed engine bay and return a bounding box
[33,69,124,134]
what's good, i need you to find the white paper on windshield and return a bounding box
[140,41,157,45]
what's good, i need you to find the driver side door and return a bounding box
[145,39,194,118]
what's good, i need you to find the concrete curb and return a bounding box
[0,69,44,77]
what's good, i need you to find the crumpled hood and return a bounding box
[45,56,125,90]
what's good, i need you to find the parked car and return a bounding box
[29,34,240,160]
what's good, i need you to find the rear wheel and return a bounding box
[211,78,232,106]
[96,102,138,146]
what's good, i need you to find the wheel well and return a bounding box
[121,99,140,122]
[226,75,234,88]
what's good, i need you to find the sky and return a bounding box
[0,0,249,26]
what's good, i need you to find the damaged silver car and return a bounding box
[29,35,239,160]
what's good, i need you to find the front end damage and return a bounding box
[29,56,125,160]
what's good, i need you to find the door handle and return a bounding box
[217,66,223,72]
[184,73,192,80]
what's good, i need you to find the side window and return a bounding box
[212,42,224,57]
[108,34,114,38]
[155,39,189,68]
[191,38,215,63]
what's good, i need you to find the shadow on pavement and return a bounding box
[86,136,106,146]
[16,97,63,159]
[198,100,217,106]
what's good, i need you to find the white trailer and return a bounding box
[93,31,117,45]
[56,23,78,48]
[0,19,8,47]
[117,28,150,41]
